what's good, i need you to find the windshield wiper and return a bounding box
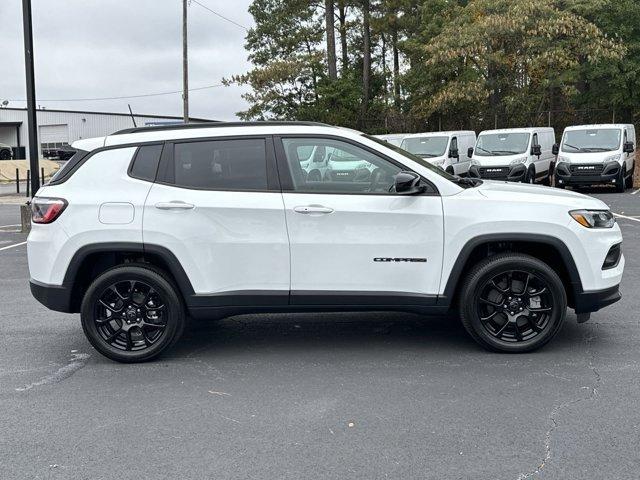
[562,143,583,152]
[491,150,522,155]
[475,146,494,154]
[581,147,612,152]
[418,153,438,158]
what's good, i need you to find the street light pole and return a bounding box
[182,0,189,124]
[22,0,40,196]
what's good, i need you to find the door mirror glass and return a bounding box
[394,171,425,195]
[623,141,635,153]
[467,147,474,158]
[531,144,542,156]
[552,143,559,155]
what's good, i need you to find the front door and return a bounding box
[275,135,444,306]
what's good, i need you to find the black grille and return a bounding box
[570,164,604,176]
[479,167,509,178]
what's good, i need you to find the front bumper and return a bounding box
[469,163,526,182]
[30,279,75,313]
[555,161,620,185]
[573,284,621,314]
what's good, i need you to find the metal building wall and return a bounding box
[0,108,211,158]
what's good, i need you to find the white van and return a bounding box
[374,133,409,147]
[469,127,556,183]
[400,131,476,176]
[554,124,636,192]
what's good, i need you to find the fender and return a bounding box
[437,233,582,307]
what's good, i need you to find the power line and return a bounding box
[8,83,225,102]
[190,0,249,31]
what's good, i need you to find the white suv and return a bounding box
[28,122,624,362]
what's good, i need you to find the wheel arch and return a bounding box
[439,233,582,309]
[64,242,194,313]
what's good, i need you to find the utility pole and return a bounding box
[182,0,189,124]
[22,0,40,196]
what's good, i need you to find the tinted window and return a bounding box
[282,137,402,194]
[171,139,267,190]
[48,149,88,184]
[130,144,163,182]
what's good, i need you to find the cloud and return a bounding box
[1,0,254,120]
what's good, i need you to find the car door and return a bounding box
[143,136,290,305]
[449,136,459,174]
[275,135,444,306]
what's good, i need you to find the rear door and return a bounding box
[275,135,444,306]
[143,136,290,304]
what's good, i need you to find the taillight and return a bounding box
[31,197,68,224]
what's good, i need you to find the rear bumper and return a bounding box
[30,279,74,313]
[555,161,619,185]
[573,284,621,314]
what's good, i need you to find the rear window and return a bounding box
[48,149,88,184]
[129,144,163,182]
[166,138,268,190]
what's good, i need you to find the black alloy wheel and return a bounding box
[459,253,566,353]
[81,265,185,362]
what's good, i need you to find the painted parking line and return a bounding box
[632,188,640,195]
[0,224,21,229]
[614,213,640,223]
[0,241,27,252]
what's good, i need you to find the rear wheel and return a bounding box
[81,264,186,362]
[459,253,567,353]
[0,149,10,160]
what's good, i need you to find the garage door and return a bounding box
[40,124,69,148]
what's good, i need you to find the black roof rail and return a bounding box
[112,121,333,135]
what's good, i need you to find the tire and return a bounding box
[446,167,454,175]
[0,149,11,160]
[615,165,626,193]
[80,264,186,363]
[524,166,535,184]
[554,176,565,189]
[458,253,567,353]
[625,162,635,189]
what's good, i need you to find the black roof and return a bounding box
[112,121,332,135]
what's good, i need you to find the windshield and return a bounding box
[400,136,449,158]
[364,134,459,182]
[562,128,622,153]
[475,132,530,156]
[329,149,360,162]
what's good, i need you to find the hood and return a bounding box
[558,151,621,164]
[473,180,608,210]
[472,153,527,166]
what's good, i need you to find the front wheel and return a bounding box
[459,253,567,353]
[625,162,635,189]
[81,264,186,362]
[524,166,535,184]
[615,165,626,193]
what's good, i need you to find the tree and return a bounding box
[325,0,338,80]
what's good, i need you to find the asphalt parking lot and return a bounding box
[1,188,639,480]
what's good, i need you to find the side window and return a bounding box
[168,138,268,190]
[450,137,458,157]
[281,137,403,194]
[532,133,539,147]
[130,144,163,182]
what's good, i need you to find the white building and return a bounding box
[0,107,215,159]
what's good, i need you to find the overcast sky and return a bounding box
[1,0,254,120]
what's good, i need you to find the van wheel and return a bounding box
[626,162,635,189]
[0,149,11,160]
[615,166,626,193]
[80,264,186,363]
[446,167,454,175]
[459,253,567,353]
[524,166,535,184]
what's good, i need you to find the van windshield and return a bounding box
[400,136,449,158]
[562,128,621,153]
[475,132,530,156]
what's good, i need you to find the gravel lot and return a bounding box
[1,187,639,479]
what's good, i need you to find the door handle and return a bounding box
[293,205,334,215]
[155,201,195,210]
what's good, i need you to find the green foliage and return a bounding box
[229,0,638,132]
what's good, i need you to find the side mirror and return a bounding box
[623,141,635,153]
[552,143,559,155]
[531,144,542,156]
[449,148,459,159]
[467,147,474,158]
[394,171,426,195]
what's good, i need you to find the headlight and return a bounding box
[509,157,527,166]
[470,159,480,166]
[604,154,621,163]
[570,210,615,229]
[557,156,570,164]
